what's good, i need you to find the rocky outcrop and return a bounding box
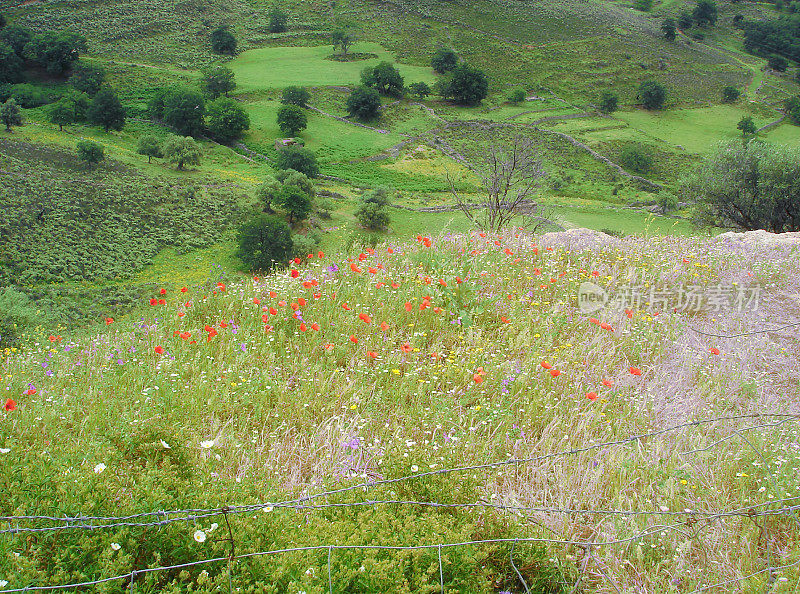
[715,230,800,249]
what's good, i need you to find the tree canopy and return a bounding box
[163,135,202,170]
[202,66,236,99]
[346,85,381,120]
[431,48,458,73]
[87,87,125,132]
[24,31,87,74]
[361,61,404,97]
[211,27,237,55]
[436,63,488,106]
[206,97,250,142]
[276,104,307,136]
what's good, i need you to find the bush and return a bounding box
[361,61,404,97]
[638,80,667,109]
[24,31,86,74]
[635,0,653,11]
[206,96,250,142]
[159,87,206,136]
[281,86,310,107]
[355,187,391,230]
[678,11,693,29]
[0,97,21,131]
[346,85,381,120]
[0,287,39,349]
[211,27,237,55]
[722,86,741,103]
[408,82,430,99]
[290,232,320,257]
[268,6,288,32]
[787,95,800,125]
[10,83,50,108]
[508,89,526,104]
[276,104,307,136]
[693,0,718,26]
[236,214,294,272]
[686,141,800,232]
[661,18,677,40]
[276,169,315,198]
[0,42,24,84]
[137,135,163,163]
[620,143,655,173]
[48,97,78,130]
[431,48,458,73]
[275,146,319,178]
[737,115,756,136]
[598,91,618,114]
[656,191,679,214]
[162,135,201,170]
[77,140,104,167]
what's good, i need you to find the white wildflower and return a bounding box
[94,463,106,474]
[200,440,214,449]
[160,440,171,449]
[110,543,121,551]
[193,529,206,543]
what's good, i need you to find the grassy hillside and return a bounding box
[1,231,799,591]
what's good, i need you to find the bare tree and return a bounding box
[448,135,554,232]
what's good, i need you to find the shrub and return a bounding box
[722,86,741,103]
[678,11,693,29]
[355,187,391,230]
[10,83,50,108]
[408,82,430,99]
[620,143,655,173]
[635,0,653,11]
[206,96,250,142]
[346,85,381,120]
[787,95,800,124]
[48,97,78,130]
[275,146,319,178]
[268,6,288,32]
[656,191,679,214]
[437,63,488,106]
[737,115,756,136]
[0,42,23,84]
[0,97,21,131]
[276,169,315,198]
[276,104,307,136]
[598,91,618,114]
[281,86,310,107]
[76,140,104,167]
[661,18,677,40]
[236,214,294,272]
[508,89,526,104]
[638,80,667,109]
[693,0,718,26]
[24,31,86,73]
[211,27,237,55]
[431,48,458,73]
[687,141,800,232]
[290,232,320,257]
[162,135,201,170]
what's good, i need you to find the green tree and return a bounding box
[275,146,319,177]
[257,179,281,213]
[276,169,315,196]
[137,135,163,163]
[331,29,354,56]
[437,63,489,106]
[0,98,22,131]
[48,97,77,130]
[275,184,312,224]
[635,0,653,11]
[201,66,236,99]
[206,96,250,142]
[787,96,800,125]
[0,25,32,56]
[0,42,23,84]
[692,0,718,27]
[69,62,106,96]
[737,115,757,136]
[211,27,237,55]
[76,140,104,167]
[236,214,294,272]
[598,91,619,114]
[0,13,5,29]
[408,82,431,99]
[163,135,202,170]
[61,89,90,120]
[722,86,741,103]
[355,187,391,230]
[87,87,125,132]
[346,85,381,120]
[686,141,800,232]
[24,31,87,74]
[268,6,288,33]
[281,86,310,107]
[661,18,677,40]
[361,61,404,97]
[10,83,50,108]
[678,11,693,29]
[161,87,205,136]
[638,80,667,109]
[276,104,307,136]
[508,89,526,104]
[620,143,655,173]
[431,48,458,73]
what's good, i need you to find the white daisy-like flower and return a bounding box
[0,448,10,454]
[0,580,8,588]
[262,504,274,513]
[110,543,121,551]
[193,530,206,543]
[200,440,214,449]
[160,440,171,449]
[411,465,419,472]
[94,463,106,474]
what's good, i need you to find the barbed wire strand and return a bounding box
[3,412,797,535]
[689,321,800,338]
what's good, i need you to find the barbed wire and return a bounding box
[2,413,797,535]
[689,320,800,339]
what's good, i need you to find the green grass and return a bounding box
[229,42,438,91]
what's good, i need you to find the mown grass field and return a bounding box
[2,230,798,591]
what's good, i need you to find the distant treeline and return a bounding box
[742,13,800,63]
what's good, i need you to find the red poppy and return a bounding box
[376,282,385,289]
[709,347,720,355]
[401,342,411,353]
[291,302,299,311]
[473,374,483,384]
[540,361,552,370]
[253,297,261,305]
[602,379,613,387]
[181,286,188,293]
[500,316,510,324]
[105,317,113,325]
[217,283,226,292]
[155,346,164,355]
[629,367,642,376]
[311,323,320,331]
[269,291,277,298]
[318,251,324,258]
[160,288,166,295]
[586,392,598,401]
[359,313,372,324]
[293,257,302,265]
[423,237,432,248]
[298,298,306,307]
[404,302,413,312]
[380,321,389,331]
[307,253,313,259]
[278,300,287,307]
[550,369,561,378]
[342,303,351,311]
[207,329,218,341]
[290,269,299,278]
[350,263,362,273]
[350,335,358,344]
[367,351,378,359]
[388,247,394,254]
[269,307,277,316]
[149,298,157,306]
[4,398,16,412]
[391,282,399,289]
[625,309,633,319]
[158,299,166,306]
[180,332,191,340]
[299,323,307,332]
